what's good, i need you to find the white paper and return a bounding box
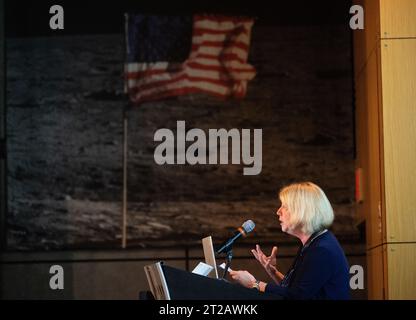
[192,262,214,276]
[218,263,234,273]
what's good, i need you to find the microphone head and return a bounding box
[242,220,255,233]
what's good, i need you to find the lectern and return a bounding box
[144,262,282,300]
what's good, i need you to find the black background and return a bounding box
[6,0,352,37]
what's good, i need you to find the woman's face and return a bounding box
[277,202,291,233]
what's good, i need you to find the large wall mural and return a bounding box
[6,4,357,251]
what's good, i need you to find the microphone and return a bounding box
[215,220,255,255]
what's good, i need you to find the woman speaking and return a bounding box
[229,182,350,299]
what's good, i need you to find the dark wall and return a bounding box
[6,21,357,250]
[1,245,367,300]
[1,0,7,250]
[1,0,366,300]
[5,0,352,37]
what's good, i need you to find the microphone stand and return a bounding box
[221,246,233,280]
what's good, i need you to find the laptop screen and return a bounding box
[202,236,219,279]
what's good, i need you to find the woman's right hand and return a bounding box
[251,245,284,283]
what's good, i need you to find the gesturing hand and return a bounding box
[251,245,284,283]
[229,270,256,289]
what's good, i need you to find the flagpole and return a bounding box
[122,13,129,249]
[122,105,128,249]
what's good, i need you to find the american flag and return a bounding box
[125,14,256,105]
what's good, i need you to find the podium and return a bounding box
[144,262,282,300]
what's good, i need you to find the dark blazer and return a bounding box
[265,230,350,300]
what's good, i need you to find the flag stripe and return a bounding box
[127,59,255,71]
[186,61,255,73]
[189,53,247,65]
[132,79,231,98]
[131,87,229,104]
[127,61,255,87]
[130,79,231,102]
[193,28,249,37]
[194,15,254,24]
[188,57,253,69]
[192,33,250,46]
[128,72,235,91]
[125,14,256,104]
[190,45,249,61]
[126,65,255,80]
[194,19,253,32]
[191,41,249,52]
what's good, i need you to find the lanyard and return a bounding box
[280,229,328,287]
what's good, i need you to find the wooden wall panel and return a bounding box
[354,61,369,225]
[367,245,386,299]
[366,48,384,248]
[355,0,416,300]
[386,243,416,299]
[380,39,416,242]
[353,0,381,77]
[355,48,384,248]
[380,0,416,38]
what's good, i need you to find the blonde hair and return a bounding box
[279,182,334,235]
